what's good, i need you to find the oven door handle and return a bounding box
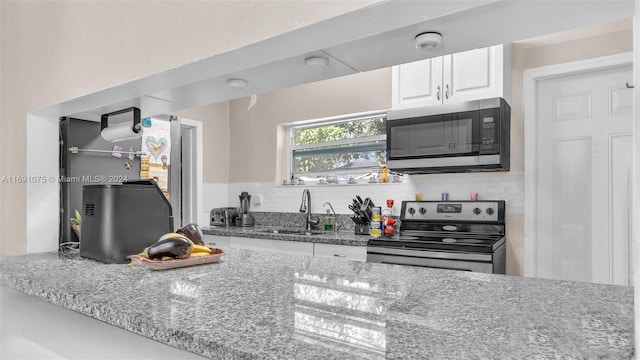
[367,246,492,261]
[367,253,493,273]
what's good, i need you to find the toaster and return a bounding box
[210,207,238,226]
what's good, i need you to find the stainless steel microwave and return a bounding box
[386,98,510,174]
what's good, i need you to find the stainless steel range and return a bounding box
[367,200,506,274]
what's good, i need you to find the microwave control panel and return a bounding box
[479,110,500,153]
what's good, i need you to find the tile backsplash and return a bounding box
[215,174,524,218]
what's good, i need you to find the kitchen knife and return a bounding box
[356,195,364,205]
[352,199,360,209]
[361,198,371,212]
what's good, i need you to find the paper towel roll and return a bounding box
[101,122,142,143]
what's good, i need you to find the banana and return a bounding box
[191,244,212,254]
[189,252,210,257]
[158,232,190,242]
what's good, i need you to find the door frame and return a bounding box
[523,52,633,278]
[179,118,204,227]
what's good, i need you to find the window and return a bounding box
[288,111,387,182]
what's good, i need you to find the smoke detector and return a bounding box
[304,56,329,73]
[227,78,249,90]
[414,32,443,50]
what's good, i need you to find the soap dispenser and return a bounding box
[324,209,334,231]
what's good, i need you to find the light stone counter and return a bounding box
[0,249,633,359]
[203,225,372,246]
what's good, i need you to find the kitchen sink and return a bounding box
[253,228,325,236]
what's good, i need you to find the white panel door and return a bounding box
[535,65,633,285]
[391,57,443,108]
[443,45,503,103]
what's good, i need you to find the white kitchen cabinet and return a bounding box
[392,56,443,108]
[392,45,506,109]
[203,234,231,248]
[313,243,367,261]
[229,236,314,256]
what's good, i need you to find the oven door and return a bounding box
[366,247,494,273]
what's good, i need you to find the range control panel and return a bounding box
[401,201,504,222]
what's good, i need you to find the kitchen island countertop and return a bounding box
[0,249,633,359]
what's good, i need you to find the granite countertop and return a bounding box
[0,249,633,359]
[203,225,372,246]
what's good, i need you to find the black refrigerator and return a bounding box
[59,116,180,245]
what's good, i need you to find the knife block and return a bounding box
[354,223,370,235]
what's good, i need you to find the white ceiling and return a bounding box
[35,0,635,122]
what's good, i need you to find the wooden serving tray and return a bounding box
[130,248,224,270]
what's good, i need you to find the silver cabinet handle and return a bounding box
[445,84,449,99]
[333,254,346,258]
[448,140,451,150]
[437,85,441,100]
[453,139,456,149]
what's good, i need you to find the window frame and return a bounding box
[286,109,389,180]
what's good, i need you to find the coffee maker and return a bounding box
[236,191,255,227]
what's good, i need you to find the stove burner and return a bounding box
[442,238,457,243]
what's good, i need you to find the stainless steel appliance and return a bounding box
[386,98,510,174]
[367,200,506,274]
[210,207,238,226]
[236,191,255,227]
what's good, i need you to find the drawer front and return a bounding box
[313,243,367,261]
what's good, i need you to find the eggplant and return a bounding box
[148,236,193,260]
[176,223,204,245]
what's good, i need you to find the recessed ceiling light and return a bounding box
[415,32,443,50]
[227,78,249,90]
[304,56,329,73]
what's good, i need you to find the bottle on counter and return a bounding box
[379,164,388,183]
[324,209,334,231]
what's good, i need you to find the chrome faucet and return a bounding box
[299,189,320,231]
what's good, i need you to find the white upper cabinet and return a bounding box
[392,44,506,109]
[392,56,444,108]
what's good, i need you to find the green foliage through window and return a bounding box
[290,113,387,176]
[294,117,385,145]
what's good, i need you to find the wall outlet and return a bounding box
[254,194,263,206]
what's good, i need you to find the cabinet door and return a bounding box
[313,243,367,261]
[391,57,443,109]
[443,45,503,103]
[410,115,453,156]
[203,234,231,248]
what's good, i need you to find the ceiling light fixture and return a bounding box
[227,78,249,90]
[304,56,329,73]
[414,32,443,50]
